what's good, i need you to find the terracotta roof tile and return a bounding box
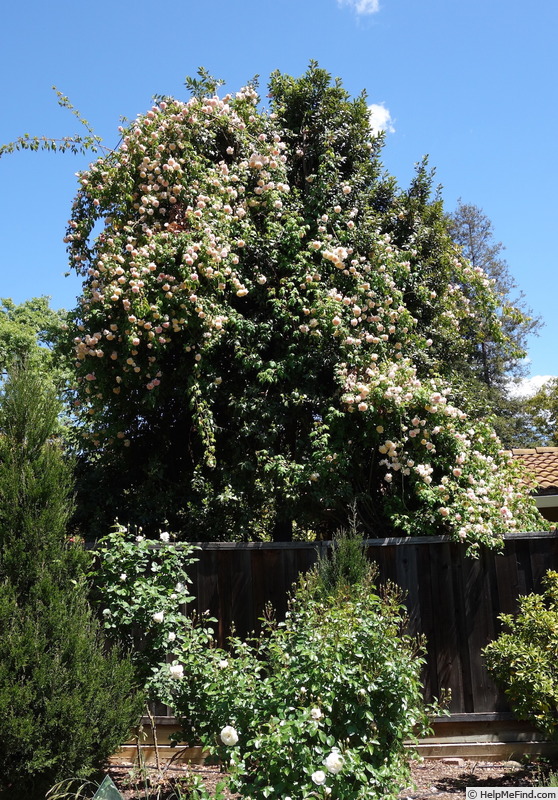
[512,447,558,493]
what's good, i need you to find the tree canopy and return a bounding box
[61,64,544,551]
[0,296,66,375]
[523,378,558,446]
[446,200,540,390]
[445,201,542,448]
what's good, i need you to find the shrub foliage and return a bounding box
[484,569,558,740]
[0,370,142,799]
[156,564,432,800]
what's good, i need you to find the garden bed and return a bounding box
[106,757,544,799]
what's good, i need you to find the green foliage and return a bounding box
[313,505,372,595]
[0,87,104,158]
[156,570,433,800]
[56,64,544,548]
[0,296,67,376]
[446,201,540,389]
[0,369,142,799]
[0,367,83,589]
[445,201,543,448]
[92,524,213,693]
[184,67,225,100]
[484,570,558,740]
[524,378,558,446]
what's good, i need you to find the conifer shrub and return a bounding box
[313,504,372,595]
[0,369,143,799]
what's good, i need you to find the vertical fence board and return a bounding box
[450,544,469,713]
[464,551,490,711]
[431,542,462,712]
[195,548,219,628]
[217,548,234,645]
[530,536,557,589]
[395,543,421,636]
[515,538,535,597]
[494,542,520,619]
[484,548,507,711]
[462,547,505,712]
[375,542,397,584]
[230,549,253,640]
[415,542,437,705]
[250,548,283,637]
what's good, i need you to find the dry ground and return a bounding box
[106,757,546,799]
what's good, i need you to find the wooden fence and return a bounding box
[184,531,558,716]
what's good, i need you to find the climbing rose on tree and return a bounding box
[63,65,544,551]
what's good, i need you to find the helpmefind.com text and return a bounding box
[466,790,558,799]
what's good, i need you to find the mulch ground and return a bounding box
[401,758,542,798]
[106,757,546,799]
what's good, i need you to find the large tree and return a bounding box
[446,200,540,389]
[446,201,542,447]
[0,296,66,375]
[61,65,543,550]
[523,378,558,446]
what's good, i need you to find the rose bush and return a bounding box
[154,566,435,800]
[91,523,213,694]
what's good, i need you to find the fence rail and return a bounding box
[182,531,558,715]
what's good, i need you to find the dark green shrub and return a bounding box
[484,569,558,740]
[0,369,143,799]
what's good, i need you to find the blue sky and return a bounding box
[1,0,556,386]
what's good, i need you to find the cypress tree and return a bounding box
[0,369,142,799]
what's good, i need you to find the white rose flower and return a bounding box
[310,707,323,720]
[168,631,176,642]
[220,725,239,746]
[159,531,170,542]
[119,573,127,581]
[312,770,327,785]
[218,659,229,669]
[169,663,184,679]
[152,611,164,623]
[324,749,344,774]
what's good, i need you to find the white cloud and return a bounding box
[337,0,380,15]
[507,375,556,398]
[368,103,395,136]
